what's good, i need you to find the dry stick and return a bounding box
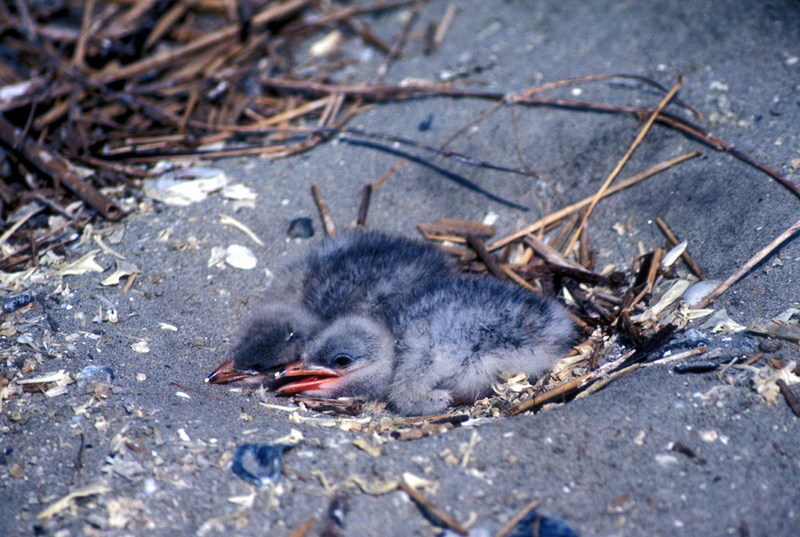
[506,373,592,416]
[398,482,469,536]
[95,0,310,84]
[488,150,701,251]
[578,363,640,397]
[0,206,44,247]
[71,0,94,68]
[493,498,542,537]
[695,217,800,309]
[311,184,336,236]
[122,272,138,293]
[741,351,764,367]
[285,0,417,33]
[776,379,800,418]
[131,123,533,176]
[259,69,800,194]
[341,13,392,53]
[375,0,422,80]
[654,216,707,279]
[432,2,457,50]
[0,220,89,271]
[642,346,708,367]
[562,76,684,256]
[645,247,664,289]
[501,265,539,293]
[144,0,199,49]
[257,76,789,196]
[288,518,318,537]
[356,184,372,228]
[466,235,506,280]
[371,99,505,190]
[0,116,122,220]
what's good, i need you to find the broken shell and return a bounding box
[225,245,257,270]
[681,280,720,307]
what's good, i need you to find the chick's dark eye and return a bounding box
[332,354,353,368]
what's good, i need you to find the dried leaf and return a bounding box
[37,482,111,520]
[753,361,800,404]
[57,250,105,276]
[274,428,304,444]
[100,260,140,286]
[222,184,257,202]
[352,437,382,457]
[402,472,439,495]
[699,308,746,334]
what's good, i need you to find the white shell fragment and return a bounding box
[130,341,151,353]
[681,280,721,307]
[662,241,687,268]
[145,167,229,206]
[224,245,257,270]
[310,30,343,57]
[208,246,228,268]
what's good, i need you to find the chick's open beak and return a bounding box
[204,359,271,385]
[274,361,341,394]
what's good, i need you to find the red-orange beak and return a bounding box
[274,361,341,395]
[204,359,272,385]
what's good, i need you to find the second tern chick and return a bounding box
[206,231,456,384]
[277,276,575,416]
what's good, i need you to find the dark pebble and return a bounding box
[507,510,580,537]
[287,217,314,239]
[418,114,434,131]
[76,365,115,385]
[2,294,34,313]
[232,443,293,486]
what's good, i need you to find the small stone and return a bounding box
[232,443,294,486]
[9,463,25,479]
[287,218,314,239]
[2,294,34,313]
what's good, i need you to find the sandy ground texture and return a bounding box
[2,1,800,536]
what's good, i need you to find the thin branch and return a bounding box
[488,150,701,251]
[696,217,800,309]
[562,76,684,255]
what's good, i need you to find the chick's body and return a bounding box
[300,276,575,416]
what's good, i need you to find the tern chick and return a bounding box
[206,231,455,384]
[277,276,575,415]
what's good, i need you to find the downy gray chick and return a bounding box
[206,231,456,384]
[277,276,575,415]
